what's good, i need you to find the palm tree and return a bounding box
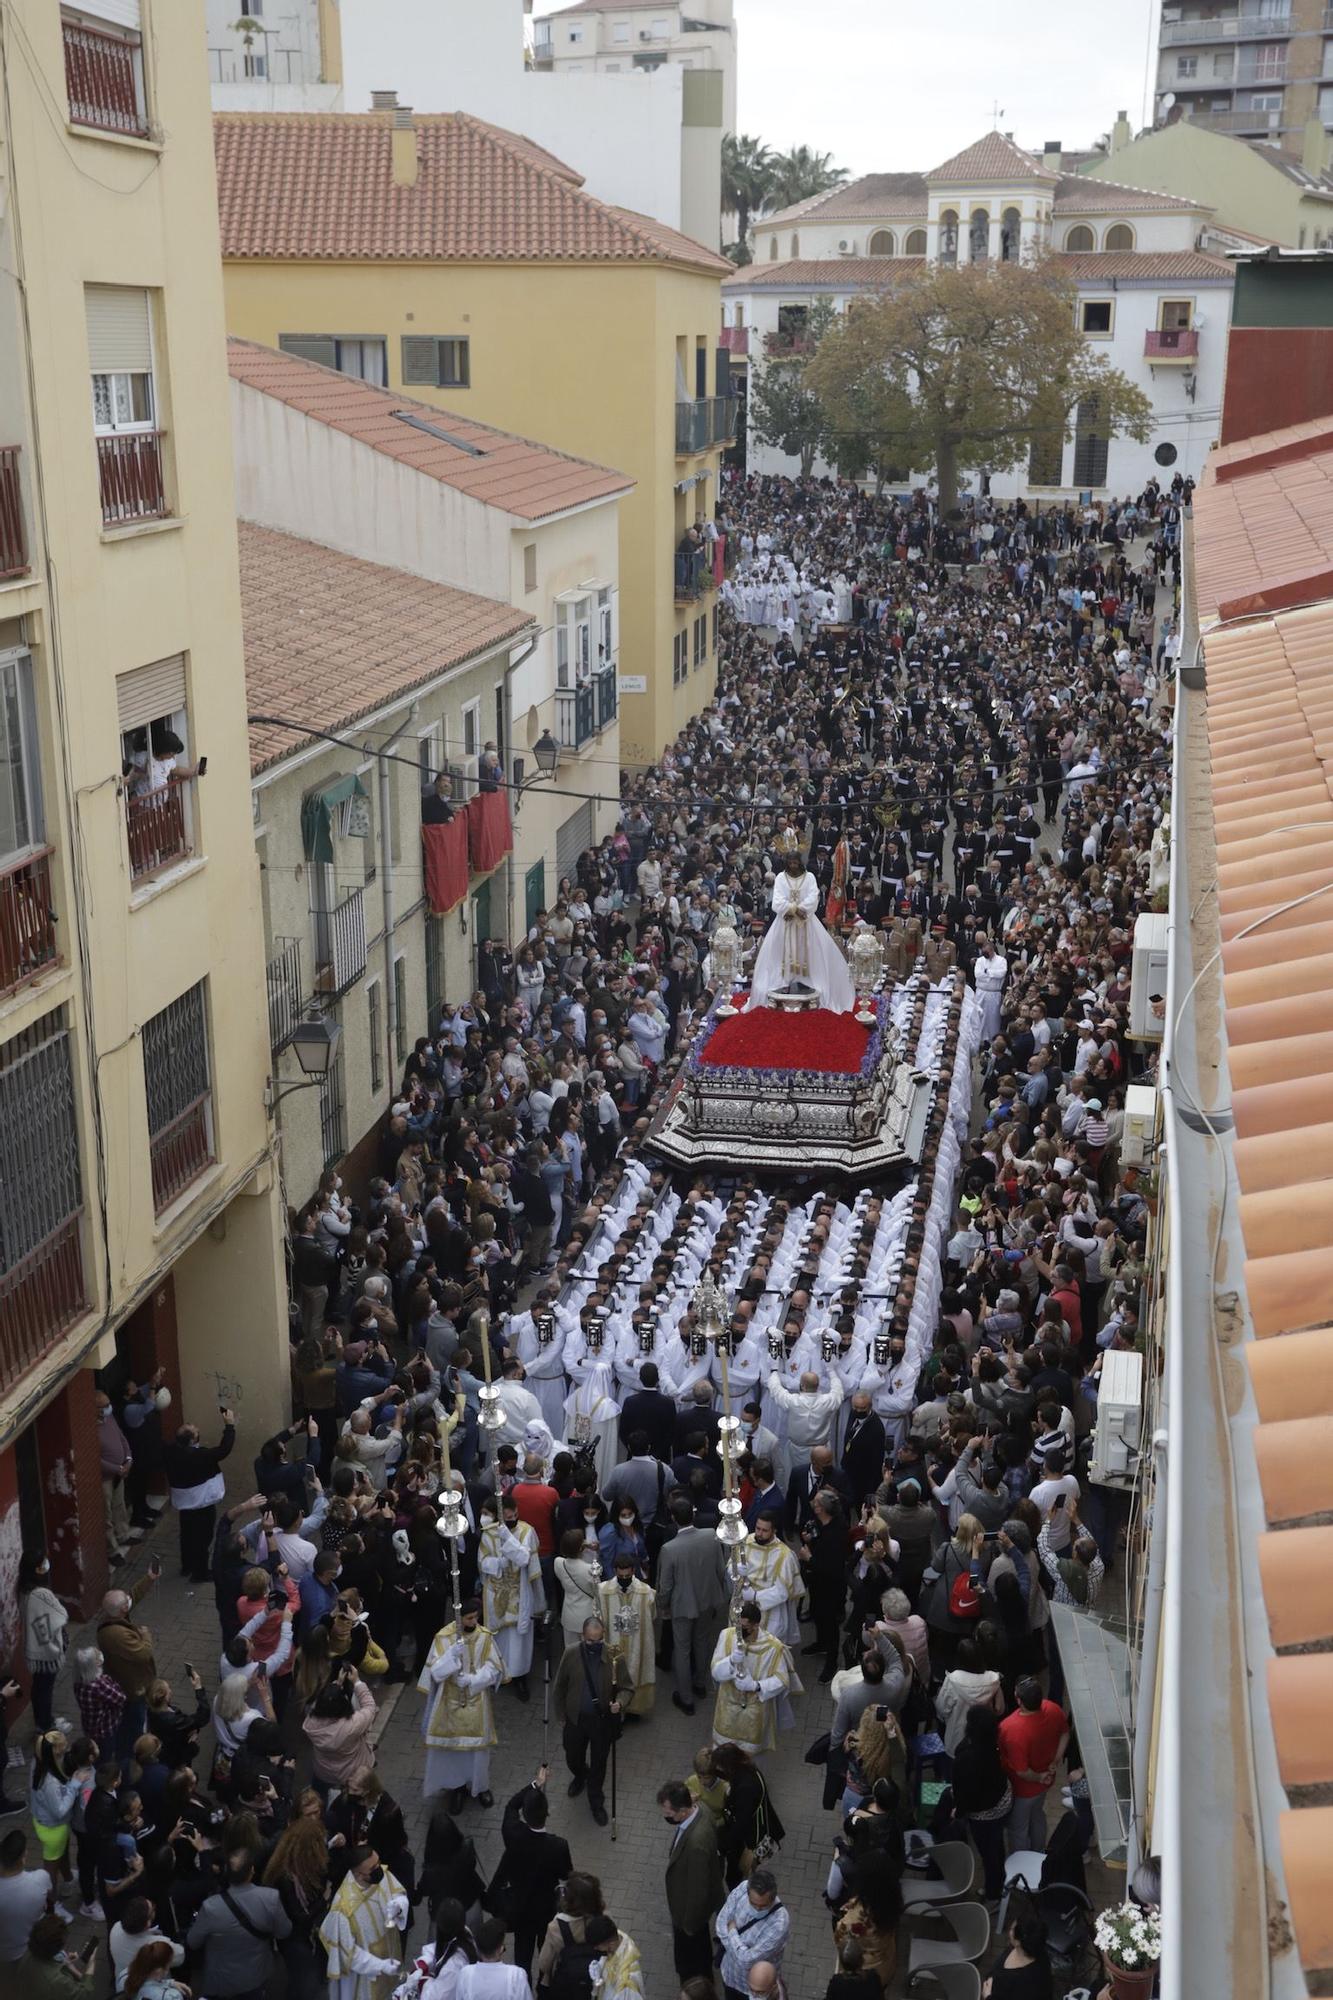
[766,145,848,215]
[721,133,774,251]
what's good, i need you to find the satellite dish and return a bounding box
[1160,92,1176,111]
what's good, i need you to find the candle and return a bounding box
[440,1396,452,1482]
[478,1310,491,1386]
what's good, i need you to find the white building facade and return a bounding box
[731,131,1234,499]
[206,0,344,110]
[532,0,737,135]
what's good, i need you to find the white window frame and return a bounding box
[613,21,630,42]
[368,979,384,1092]
[1080,298,1115,338]
[462,700,480,758]
[89,290,157,438]
[1176,54,1198,77]
[0,647,44,865]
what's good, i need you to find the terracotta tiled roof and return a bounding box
[240,522,534,775]
[764,174,928,228]
[213,111,730,273]
[926,130,1057,184]
[542,0,683,10]
[1051,250,1234,281]
[1196,420,1333,1977]
[1052,172,1205,213]
[226,338,632,522]
[1193,417,1333,623]
[722,257,924,291]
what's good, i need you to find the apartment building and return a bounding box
[0,0,289,1638]
[1156,0,1333,143]
[206,0,343,109]
[213,105,733,767]
[226,336,630,1180]
[532,0,737,133]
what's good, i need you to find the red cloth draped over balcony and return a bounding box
[423,815,469,915]
[467,788,513,875]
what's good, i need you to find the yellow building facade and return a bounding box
[0,0,288,1627]
[214,110,733,767]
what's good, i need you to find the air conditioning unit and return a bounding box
[449,756,479,804]
[1120,1082,1159,1169]
[1090,1348,1143,1486]
[1130,911,1168,1040]
[838,239,853,253]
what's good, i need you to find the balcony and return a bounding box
[1160,12,1289,42]
[1236,57,1286,83]
[149,1096,213,1214]
[555,682,596,749]
[0,848,58,998]
[0,1214,86,1397]
[126,780,190,880]
[1145,328,1200,362]
[97,431,167,528]
[1188,105,1282,133]
[267,936,305,1055]
[0,447,28,580]
[675,548,715,601]
[62,17,148,137]
[595,660,618,730]
[764,330,814,359]
[719,326,750,356]
[675,396,737,454]
[315,886,367,997]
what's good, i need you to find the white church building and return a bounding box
[723,131,1239,501]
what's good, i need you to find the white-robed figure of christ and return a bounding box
[749,829,856,1013]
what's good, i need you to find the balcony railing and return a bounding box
[675,548,715,601]
[267,936,305,1054]
[0,447,27,580]
[595,661,618,730]
[126,779,190,880]
[315,886,367,997]
[1145,327,1200,361]
[764,330,815,358]
[1188,105,1282,133]
[675,396,737,453]
[97,430,167,528]
[555,682,596,749]
[1236,57,1286,83]
[0,1214,86,1397]
[0,848,58,998]
[719,326,750,355]
[62,18,148,136]
[150,1095,213,1214]
[1160,12,1290,42]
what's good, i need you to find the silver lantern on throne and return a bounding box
[846,925,884,1027]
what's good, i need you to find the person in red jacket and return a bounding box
[998,1676,1069,1852]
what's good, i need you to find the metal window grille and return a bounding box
[0,1009,86,1387]
[368,982,384,1092]
[319,1021,346,1169]
[142,981,213,1211]
[267,937,303,1054]
[425,917,445,1029]
[393,957,408,1065]
[1072,399,1109,489]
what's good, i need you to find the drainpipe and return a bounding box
[374,705,416,1086]
[1129,1424,1169,1875]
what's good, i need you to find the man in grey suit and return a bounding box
[186,1850,292,1997]
[658,1776,726,1981]
[655,1492,731,1716]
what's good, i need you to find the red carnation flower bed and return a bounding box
[700,1000,870,1074]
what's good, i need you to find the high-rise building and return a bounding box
[205,0,344,110]
[0,0,289,1634]
[1156,0,1333,145]
[532,0,737,136]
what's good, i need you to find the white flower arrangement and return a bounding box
[1094,1899,1163,1969]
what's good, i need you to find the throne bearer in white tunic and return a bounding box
[417,1597,505,1809]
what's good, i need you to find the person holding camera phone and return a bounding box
[164,1410,236,1583]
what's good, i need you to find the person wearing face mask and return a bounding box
[163,1409,236,1583]
[319,1843,408,2000]
[95,1391,135,1569]
[18,1553,67,1735]
[597,1555,657,1718]
[417,1598,505,1811]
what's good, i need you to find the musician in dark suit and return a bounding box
[658,1777,726,1980]
[840,1392,887,1505]
[786,1445,852,1535]
[491,1776,573,1977]
[619,1360,677,1462]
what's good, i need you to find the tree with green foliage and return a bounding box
[746,299,838,477]
[722,134,774,262]
[766,146,849,215]
[805,257,1153,514]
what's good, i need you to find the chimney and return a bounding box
[391,105,418,188]
[370,89,398,110]
[1042,139,1062,172]
[1110,109,1132,156]
[1302,115,1329,180]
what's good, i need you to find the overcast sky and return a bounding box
[734,0,1160,177]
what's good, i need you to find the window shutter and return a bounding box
[279,335,337,369]
[117,654,187,733]
[85,0,142,29]
[556,801,594,885]
[402,337,440,386]
[86,287,152,374]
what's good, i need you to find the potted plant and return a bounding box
[1094,1899,1162,2000]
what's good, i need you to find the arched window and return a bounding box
[1105,222,1135,251]
[970,209,990,262]
[1065,224,1095,252]
[939,210,959,265]
[791,233,800,258]
[769,237,778,261]
[905,228,927,256]
[1000,207,1021,262]
[868,229,895,256]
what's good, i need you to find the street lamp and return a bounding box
[532,728,559,778]
[266,1015,342,1112]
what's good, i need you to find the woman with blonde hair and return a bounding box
[264,1816,330,2000]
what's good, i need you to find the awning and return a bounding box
[301,772,368,865]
